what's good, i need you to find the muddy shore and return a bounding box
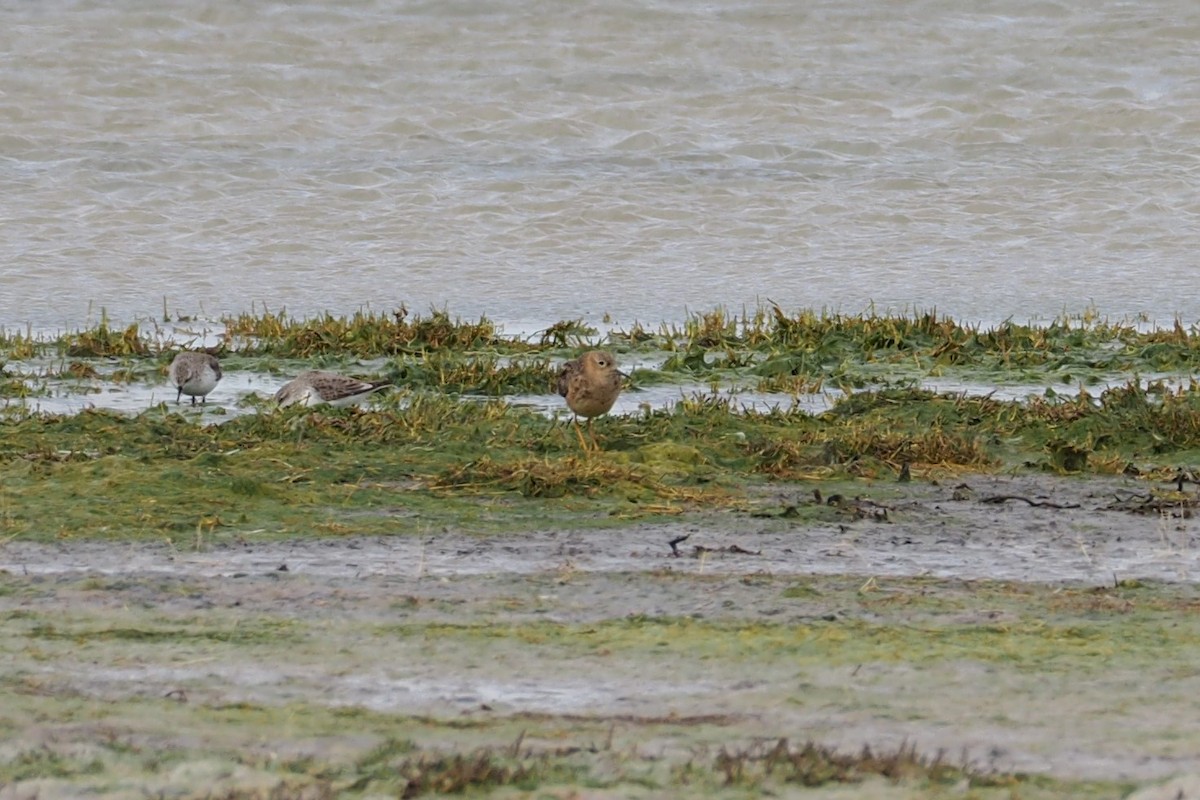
[3,473,1199,798]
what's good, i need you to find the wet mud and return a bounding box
[3,473,1199,797]
[7,473,1197,585]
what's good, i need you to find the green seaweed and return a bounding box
[4,375,1200,542]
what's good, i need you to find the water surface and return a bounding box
[3,0,1199,332]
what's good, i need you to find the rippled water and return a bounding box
[3,0,1200,333]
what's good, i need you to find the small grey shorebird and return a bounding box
[556,350,624,450]
[168,351,222,405]
[274,370,392,408]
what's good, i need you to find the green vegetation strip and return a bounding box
[3,305,1200,393]
[0,730,1122,799]
[2,376,1200,540]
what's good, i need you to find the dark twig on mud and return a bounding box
[979,494,1081,509]
[1110,492,1153,505]
[693,544,762,557]
[668,534,690,557]
[1107,491,1199,515]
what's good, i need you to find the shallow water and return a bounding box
[3,0,1200,332]
[5,347,1188,420]
[5,366,1175,421]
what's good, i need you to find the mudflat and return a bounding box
[3,472,1198,798]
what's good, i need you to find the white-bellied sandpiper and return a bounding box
[168,351,222,406]
[274,370,391,408]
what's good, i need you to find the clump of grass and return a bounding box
[607,319,657,346]
[27,619,297,645]
[753,372,825,395]
[1017,381,1200,473]
[388,353,556,394]
[66,362,100,380]
[1,747,105,782]
[537,318,598,348]
[0,372,42,400]
[746,427,991,479]
[429,447,734,511]
[205,783,334,800]
[62,319,150,358]
[0,325,39,360]
[708,738,996,790]
[336,738,575,797]
[431,455,651,500]
[223,307,517,357]
[394,750,543,797]
[648,304,1200,383]
[667,307,748,349]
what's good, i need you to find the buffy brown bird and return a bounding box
[274,370,392,408]
[168,351,222,406]
[556,350,624,450]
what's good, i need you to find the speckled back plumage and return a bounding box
[275,370,391,408]
[557,350,622,419]
[555,360,579,399]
